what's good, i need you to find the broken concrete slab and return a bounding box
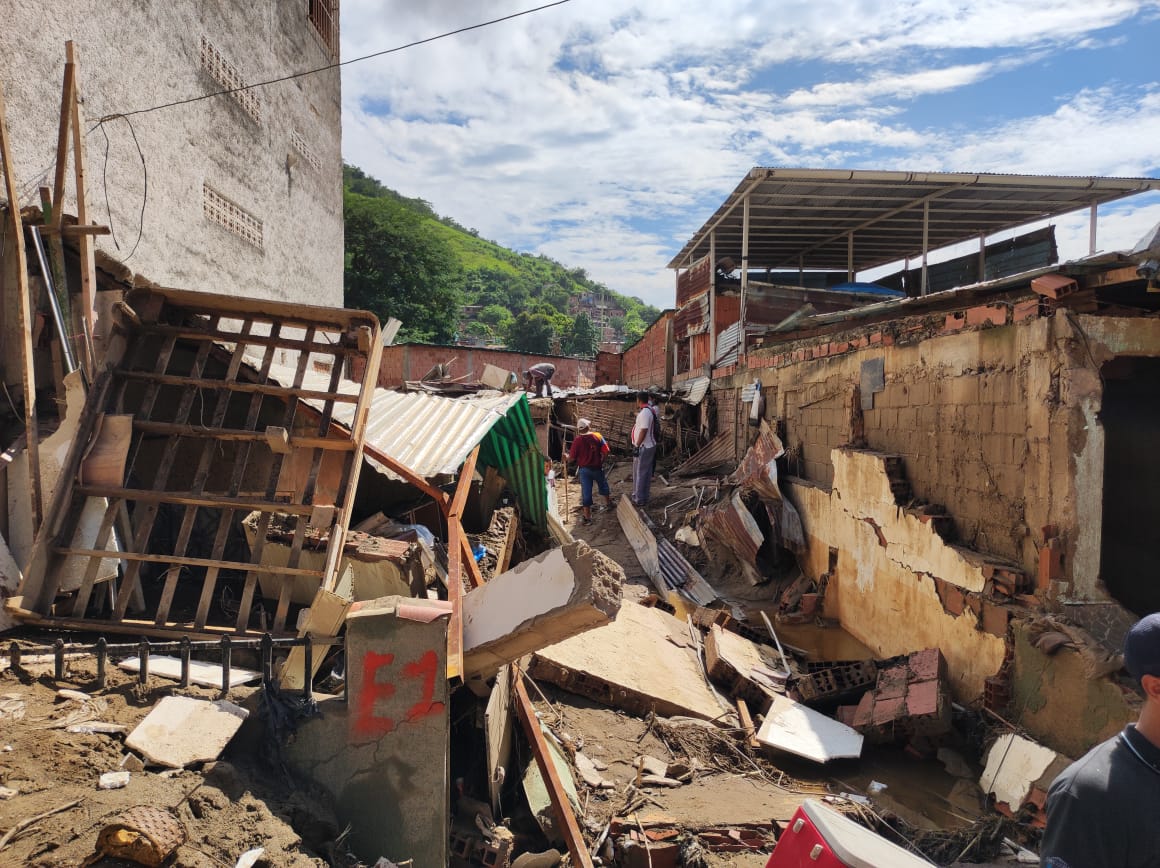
[574,752,613,789]
[0,532,21,632]
[528,601,730,721]
[980,732,1071,816]
[462,540,623,681]
[485,665,515,813]
[756,694,864,763]
[117,655,261,688]
[125,696,249,768]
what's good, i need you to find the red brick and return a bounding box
[1013,298,1040,322]
[943,312,966,332]
[852,693,875,728]
[966,304,1008,327]
[906,680,940,717]
[907,648,944,682]
[982,601,1010,637]
[870,332,883,344]
[836,705,858,727]
[872,695,906,725]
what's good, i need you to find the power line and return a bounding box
[97,0,573,124]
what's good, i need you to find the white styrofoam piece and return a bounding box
[756,694,864,763]
[117,655,261,688]
[126,696,249,768]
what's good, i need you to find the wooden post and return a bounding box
[445,445,480,683]
[739,194,750,358]
[0,79,44,529]
[67,43,97,372]
[708,232,716,366]
[51,43,76,230]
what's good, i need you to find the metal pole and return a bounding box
[847,233,854,283]
[921,200,930,296]
[708,232,716,366]
[978,233,986,283]
[1089,201,1098,255]
[739,195,750,358]
[29,226,79,374]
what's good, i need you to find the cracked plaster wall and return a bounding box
[788,449,1007,701]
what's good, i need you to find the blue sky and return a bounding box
[341,1,1160,308]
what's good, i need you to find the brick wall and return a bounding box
[622,311,673,390]
[367,345,595,389]
[594,351,622,386]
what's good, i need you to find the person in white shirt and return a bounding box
[631,390,659,506]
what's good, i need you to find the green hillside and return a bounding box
[343,165,660,353]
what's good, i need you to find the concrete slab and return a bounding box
[485,665,515,813]
[462,540,622,681]
[979,733,1067,812]
[125,696,249,768]
[117,655,260,688]
[756,694,863,763]
[528,602,730,721]
[704,623,784,705]
[522,722,581,843]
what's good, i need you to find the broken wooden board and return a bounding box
[125,696,249,768]
[756,694,863,763]
[704,623,785,707]
[485,665,515,814]
[117,655,260,688]
[529,602,731,721]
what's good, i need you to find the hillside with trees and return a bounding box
[343,165,661,353]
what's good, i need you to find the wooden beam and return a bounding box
[444,445,480,682]
[363,442,449,506]
[0,78,44,529]
[494,510,519,575]
[736,698,761,749]
[513,667,594,868]
[38,223,110,237]
[51,42,76,230]
[67,42,97,372]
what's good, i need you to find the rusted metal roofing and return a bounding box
[672,375,711,406]
[670,168,1160,272]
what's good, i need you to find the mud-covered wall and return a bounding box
[788,449,1009,701]
[1,1,342,308]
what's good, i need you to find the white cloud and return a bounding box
[339,0,1160,307]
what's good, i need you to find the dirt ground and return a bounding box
[0,653,347,867]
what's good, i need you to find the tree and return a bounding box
[477,304,513,333]
[565,312,599,357]
[505,312,555,354]
[621,310,646,344]
[343,189,463,343]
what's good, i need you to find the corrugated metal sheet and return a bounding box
[715,322,741,367]
[258,357,547,529]
[673,430,735,477]
[672,376,710,406]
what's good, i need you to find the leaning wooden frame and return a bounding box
[9,287,382,640]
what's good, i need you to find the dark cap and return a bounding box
[1123,613,1160,682]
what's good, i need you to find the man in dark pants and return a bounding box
[567,418,611,524]
[524,362,556,397]
[631,390,658,506]
[1040,612,1160,867]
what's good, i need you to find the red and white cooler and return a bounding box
[766,800,935,868]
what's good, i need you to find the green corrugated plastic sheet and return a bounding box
[478,394,548,532]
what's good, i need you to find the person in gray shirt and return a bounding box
[1040,612,1160,868]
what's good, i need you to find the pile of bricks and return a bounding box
[792,660,878,706]
[838,648,951,745]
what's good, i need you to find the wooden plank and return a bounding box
[115,370,359,403]
[444,446,479,682]
[74,485,315,515]
[279,588,350,690]
[136,322,361,356]
[68,42,97,372]
[513,668,595,868]
[50,42,75,229]
[0,78,44,529]
[494,511,519,575]
[130,420,357,450]
[69,498,121,617]
[39,224,110,237]
[10,611,295,642]
[736,698,761,749]
[55,548,325,577]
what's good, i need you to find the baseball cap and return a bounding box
[1123,613,1160,682]
[577,418,591,431]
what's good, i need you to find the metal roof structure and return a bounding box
[668,168,1160,273]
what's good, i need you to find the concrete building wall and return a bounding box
[365,344,595,389]
[1,0,342,306]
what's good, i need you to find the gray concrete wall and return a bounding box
[286,596,451,866]
[1,0,342,308]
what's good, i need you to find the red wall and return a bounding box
[622,311,673,390]
[364,345,595,389]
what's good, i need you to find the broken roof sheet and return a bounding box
[258,358,547,529]
[669,168,1160,272]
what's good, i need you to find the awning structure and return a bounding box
[669,168,1160,274]
[260,359,548,531]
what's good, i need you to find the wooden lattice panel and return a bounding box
[14,287,381,638]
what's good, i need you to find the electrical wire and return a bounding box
[93,0,573,125]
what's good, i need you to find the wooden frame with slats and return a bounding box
[10,287,381,639]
